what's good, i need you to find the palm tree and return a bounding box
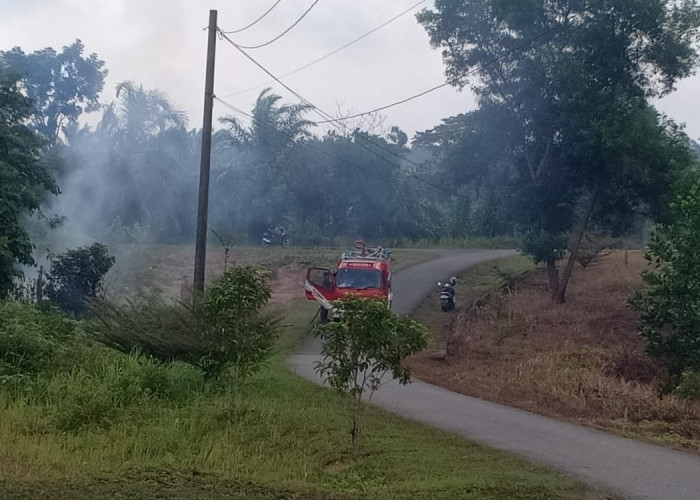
[219,88,314,159]
[97,80,188,146]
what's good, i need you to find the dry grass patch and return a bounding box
[409,251,700,451]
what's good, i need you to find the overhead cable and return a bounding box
[233,0,320,50]
[270,0,609,125]
[221,0,283,34]
[219,0,428,98]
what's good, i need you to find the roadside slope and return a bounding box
[288,249,700,500]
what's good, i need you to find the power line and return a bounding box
[232,0,320,50]
[221,0,283,34]
[311,82,452,124]
[308,15,583,125]
[219,30,450,181]
[219,0,428,98]
[247,0,607,126]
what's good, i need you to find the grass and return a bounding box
[0,351,607,499]
[409,251,700,452]
[0,268,609,499]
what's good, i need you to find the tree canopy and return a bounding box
[0,65,57,296]
[417,0,700,301]
[1,40,106,143]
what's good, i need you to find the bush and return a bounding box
[0,300,77,379]
[45,242,115,316]
[199,265,278,382]
[91,265,278,385]
[630,179,700,383]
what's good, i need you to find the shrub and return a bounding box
[91,265,278,385]
[45,242,115,316]
[314,297,429,445]
[630,179,700,383]
[199,265,278,382]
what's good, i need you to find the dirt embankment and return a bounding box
[408,251,700,451]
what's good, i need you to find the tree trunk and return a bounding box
[554,250,576,304]
[554,187,599,303]
[546,257,559,297]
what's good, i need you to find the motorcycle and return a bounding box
[437,276,457,311]
[262,227,292,247]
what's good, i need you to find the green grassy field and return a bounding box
[0,248,610,499]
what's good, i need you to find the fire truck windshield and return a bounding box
[336,268,381,289]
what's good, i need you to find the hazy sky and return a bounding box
[1,0,699,141]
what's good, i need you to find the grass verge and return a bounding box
[0,293,608,499]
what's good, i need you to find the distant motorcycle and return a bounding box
[262,228,292,247]
[437,276,457,311]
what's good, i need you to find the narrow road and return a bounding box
[288,249,700,500]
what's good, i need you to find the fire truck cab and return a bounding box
[305,240,392,321]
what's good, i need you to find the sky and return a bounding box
[1,0,699,141]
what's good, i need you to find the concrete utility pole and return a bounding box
[194,9,217,293]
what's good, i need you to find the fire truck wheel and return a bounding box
[320,307,329,323]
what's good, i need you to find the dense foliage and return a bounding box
[1,40,106,142]
[631,178,700,384]
[0,65,58,297]
[57,83,447,246]
[0,300,76,379]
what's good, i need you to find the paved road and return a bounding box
[288,249,700,500]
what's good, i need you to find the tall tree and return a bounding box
[0,66,58,296]
[418,0,700,301]
[1,40,106,143]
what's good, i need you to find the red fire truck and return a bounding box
[305,240,392,321]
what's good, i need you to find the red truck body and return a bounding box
[305,241,392,313]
